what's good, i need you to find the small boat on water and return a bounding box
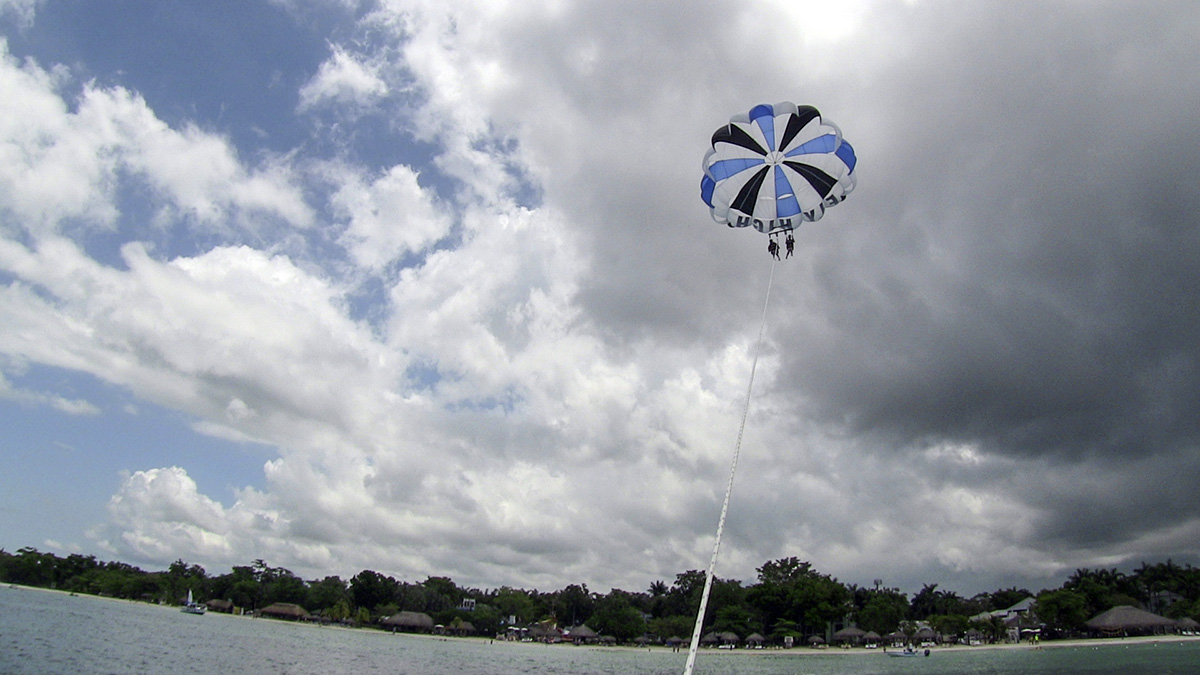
[887,647,929,657]
[181,589,206,615]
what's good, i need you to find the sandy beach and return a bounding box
[547,631,1200,659]
[635,633,1200,658]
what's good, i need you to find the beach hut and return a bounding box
[566,624,599,644]
[863,630,881,648]
[1085,605,1176,636]
[206,599,234,613]
[807,635,825,648]
[437,616,475,636]
[913,626,937,644]
[885,629,908,647]
[745,632,765,648]
[833,626,866,645]
[382,610,435,633]
[701,631,720,647]
[259,602,310,621]
[717,631,740,648]
[528,622,563,643]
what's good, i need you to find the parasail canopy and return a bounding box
[700,102,856,234]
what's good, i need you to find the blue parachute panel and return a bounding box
[773,166,801,217]
[757,115,777,152]
[836,140,857,171]
[786,134,837,157]
[700,175,715,207]
[708,157,765,181]
[749,104,775,121]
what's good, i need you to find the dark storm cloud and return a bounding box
[762,1,1200,467]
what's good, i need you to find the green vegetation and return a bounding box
[3,546,1198,643]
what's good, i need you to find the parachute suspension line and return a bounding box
[683,258,778,675]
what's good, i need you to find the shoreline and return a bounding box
[7,583,1198,657]
[578,633,1200,658]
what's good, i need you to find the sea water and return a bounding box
[2,584,1198,674]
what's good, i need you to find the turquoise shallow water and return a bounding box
[3,585,1198,674]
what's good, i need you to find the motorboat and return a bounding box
[887,647,929,657]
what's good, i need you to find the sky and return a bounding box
[2,0,1199,599]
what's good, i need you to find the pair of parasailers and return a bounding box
[766,231,795,260]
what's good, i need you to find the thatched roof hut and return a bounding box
[438,617,476,636]
[382,611,435,633]
[717,631,739,646]
[833,626,866,643]
[260,602,310,621]
[745,632,765,646]
[206,599,234,613]
[528,622,563,642]
[1177,617,1199,633]
[1085,606,1175,635]
[566,624,598,644]
[864,630,881,642]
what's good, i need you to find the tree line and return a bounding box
[3,547,1198,642]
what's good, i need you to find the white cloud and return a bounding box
[298,45,389,112]
[0,0,42,27]
[0,235,395,451]
[0,371,99,415]
[102,466,252,563]
[330,163,451,270]
[0,41,312,237]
